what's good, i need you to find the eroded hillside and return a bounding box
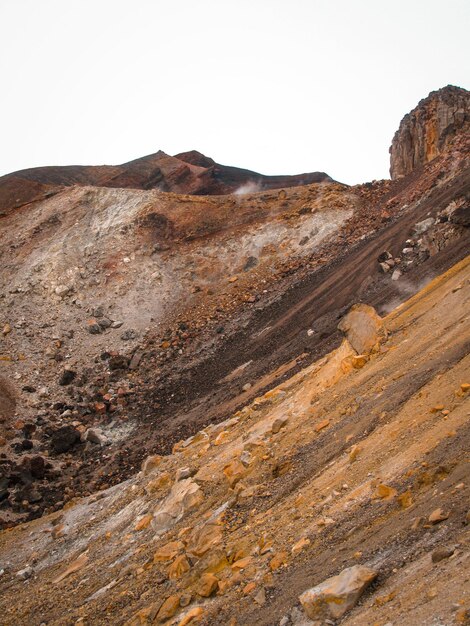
[0,85,469,625]
[0,255,469,626]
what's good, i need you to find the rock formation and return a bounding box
[390,84,469,179]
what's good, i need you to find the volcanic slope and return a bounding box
[0,86,469,528]
[0,253,469,626]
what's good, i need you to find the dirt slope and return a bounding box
[0,255,468,626]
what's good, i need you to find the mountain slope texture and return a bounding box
[0,85,469,626]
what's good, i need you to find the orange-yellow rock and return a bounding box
[177,607,204,626]
[155,595,181,623]
[223,459,246,487]
[373,484,397,500]
[269,551,288,571]
[153,541,183,563]
[186,522,222,558]
[168,554,191,579]
[315,419,330,432]
[243,582,256,595]
[196,573,219,597]
[135,514,153,531]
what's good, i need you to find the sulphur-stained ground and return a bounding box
[0,255,468,626]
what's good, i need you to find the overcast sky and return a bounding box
[1,0,468,185]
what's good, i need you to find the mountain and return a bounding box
[0,85,469,626]
[0,150,332,217]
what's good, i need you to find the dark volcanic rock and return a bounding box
[58,369,76,386]
[50,425,80,454]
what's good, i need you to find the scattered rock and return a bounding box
[428,508,449,524]
[58,368,76,386]
[196,572,219,597]
[50,425,80,454]
[154,541,183,563]
[299,565,377,620]
[87,321,102,335]
[431,547,454,563]
[84,428,109,446]
[271,416,289,434]
[168,554,191,579]
[16,565,33,580]
[155,595,181,623]
[152,479,204,535]
[142,455,162,475]
[175,467,193,481]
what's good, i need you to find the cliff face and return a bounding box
[389,85,470,179]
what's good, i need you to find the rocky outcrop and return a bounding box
[389,85,470,179]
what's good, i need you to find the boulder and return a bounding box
[338,304,386,355]
[152,478,203,535]
[299,565,377,620]
[50,425,80,454]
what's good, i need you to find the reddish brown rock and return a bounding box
[390,85,469,179]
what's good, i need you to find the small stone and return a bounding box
[175,467,193,481]
[243,581,256,595]
[271,416,289,434]
[50,425,80,453]
[431,547,454,563]
[155,595,181,623]
[168,555,191,579]
[292,537,310,555]
[58,368,76,386]
[314,418,330,432]
[111,320,124,329]
[98,318,112,330]
[141,455,163,475]
[196,573,219,597]
[269,551,288,571]
[254,587,266,606]
[428,508,449,524]
[349,445,361,462]
[391,269,402,281]
[16,566,33,580]
[87,321,102,334]
[84,428,109,446]
[223,459,246,487]
[242,383,252,392]
[240,450,252,467]
[461,383,470,392]
[153,541,183,563]
[2,323,12,335]
[55,285,72,298]
[135,514,153,531]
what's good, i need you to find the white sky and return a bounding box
[1,0,468,185]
